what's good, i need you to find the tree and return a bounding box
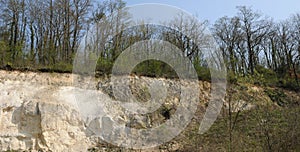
[212,16,242,75]
[0,0,26,64]
[237,6,271,75]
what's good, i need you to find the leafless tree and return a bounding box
[237,6,271,75]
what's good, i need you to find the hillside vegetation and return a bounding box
[0,0,299,91]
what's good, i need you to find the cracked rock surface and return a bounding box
[0,70,210,151]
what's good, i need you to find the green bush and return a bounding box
[237,66,278,87]
[194,65,211,81]
[132,60,178,78]
[38,62,73,73]
[255,65,277,86]
[278,78,300,91]
[96,58,113,74]
[228,71,238,84]
[264,88,288,106]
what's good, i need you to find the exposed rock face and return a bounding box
[1,100,88,151]
[0,70,261,151]
[0,70,215,151]
[0,73,89,151]
[0,70,271,151]
[0,70,202,151]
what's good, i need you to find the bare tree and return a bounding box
[163,13,208,65]
[212,16,242,75]
[237,6,271,75]
[0,0,26,62]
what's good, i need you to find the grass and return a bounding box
[154,83,300,152]
[166,102,300,151]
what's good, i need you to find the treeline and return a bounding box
[0,0,125,70]
[212,6,300,89]
[0,1,299,89]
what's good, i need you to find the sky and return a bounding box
[124,0,300,24]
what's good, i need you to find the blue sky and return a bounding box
[124,0,300,23]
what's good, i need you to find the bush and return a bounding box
[255,65,277,86]
[38,62,73,73]
[237,66,278,87]
[278,78,300,91]
[132,60,178,78]
[96,58,113,75]
[228,71,238,84]
[264,88,288,106]
[194,65,211,81]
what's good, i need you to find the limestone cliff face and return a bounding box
[0,71,89,151]
[0,100,88,151]
[0,70,261,151]
[0,70,202,151]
